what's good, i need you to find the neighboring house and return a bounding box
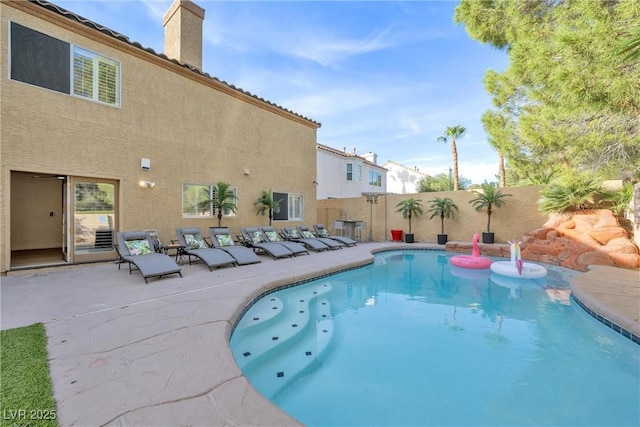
[316,144,387,199]
[382,161,429,194]
[0,0,320,273]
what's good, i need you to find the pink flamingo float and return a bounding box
[449,233,493,269]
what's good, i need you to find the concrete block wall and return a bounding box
[317,186,549,243]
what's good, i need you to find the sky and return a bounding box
[53,0,509,185]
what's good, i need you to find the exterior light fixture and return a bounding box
[139,180,156,188]
[364,192,380,242]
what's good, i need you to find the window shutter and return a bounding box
[98,60,118,104]
[73,51,93,98]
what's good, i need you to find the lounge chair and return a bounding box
[116,231,182,283]
[313,224,357,247]
[209,227,261,265]
[239,227,294,259]
[259,226,309,256]
[175,227,237,270]
[280,227,330,252]
[297,225,344,249]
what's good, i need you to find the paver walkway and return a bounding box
[1,243,637,426]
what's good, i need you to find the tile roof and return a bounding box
[316,143,387,170]
[29,0,320,127]
[382,160,429,176]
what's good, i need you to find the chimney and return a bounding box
[163,0,205,70]
[362,152,378,165]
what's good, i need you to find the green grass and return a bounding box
[0,323,58,427]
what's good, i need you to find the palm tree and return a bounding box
[426,197,459,235]
[437,125,466,191]
[211,181,237,227]
[469,182,511,235]
[395,198,424,234]
[254,190,282,226]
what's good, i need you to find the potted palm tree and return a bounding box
[254,190,282,226]
[211,181,237,227]
[469,182,511,243]
[395,198,424,243]
[426,197,459,244]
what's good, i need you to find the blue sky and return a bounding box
[54,0,508,184]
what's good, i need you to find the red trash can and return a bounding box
[390,229,403,242]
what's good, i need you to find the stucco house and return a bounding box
[381,160,429,194]
[315,144,387,199]
[1,0,320,273]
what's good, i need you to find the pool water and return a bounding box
[230,251,640,426]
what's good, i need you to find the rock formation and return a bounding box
[520,209,640,271]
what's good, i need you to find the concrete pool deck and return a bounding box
[1,242,638,426]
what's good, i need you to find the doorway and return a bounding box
[9,172,118,269]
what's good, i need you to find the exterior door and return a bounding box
[71,177,118,263]
[62,177,70,262]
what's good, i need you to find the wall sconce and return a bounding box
[139,180,156,188]
[313,181,319,186]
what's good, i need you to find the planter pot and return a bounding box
[404,233,414,243]
[482,232,495,244]
[390,229,403,242]
[437,234,448,245]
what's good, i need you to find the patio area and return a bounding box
[1,242,638,426]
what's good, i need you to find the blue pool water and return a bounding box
[230,251,640,426]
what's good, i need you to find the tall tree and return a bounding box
[482,109,517,188]
[418,173,470,192]
[455,0,640,183]
[437,125,466,191]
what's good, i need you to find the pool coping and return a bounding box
[1,243,637,426]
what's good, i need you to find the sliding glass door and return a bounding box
[72,178,118,263]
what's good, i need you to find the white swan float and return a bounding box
[490,239,547,279]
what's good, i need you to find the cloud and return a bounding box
[282,27,398,67]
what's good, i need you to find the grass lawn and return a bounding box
[0,323,58,427]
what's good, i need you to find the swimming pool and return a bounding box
[230,250,640,426]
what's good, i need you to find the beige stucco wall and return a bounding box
[1,2,319,273]
[317,186,549,243]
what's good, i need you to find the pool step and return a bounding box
[242,298,334,399]
[234,295,284,332]
[231,283,333,372]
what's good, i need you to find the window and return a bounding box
[73,47,120,105]
[182,184,213,217]
[346,163,353,181]
[272,192,304,221]
[9,22,120,107]
[356,164,363,182]
[369,171,382,187]
[10,22,70,94]
[288,193,304,221]
[182,184,237,218]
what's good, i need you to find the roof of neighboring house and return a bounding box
[25,0,320,128]
[316,143,387,170]
[381,160,429,177]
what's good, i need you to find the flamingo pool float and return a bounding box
[449,233,493,269]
